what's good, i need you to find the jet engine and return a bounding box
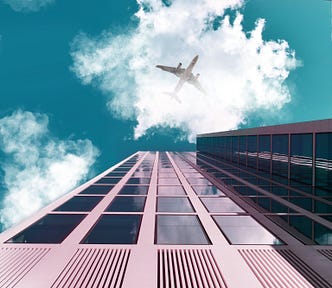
[176,63,182,70]
[195,73,200,80]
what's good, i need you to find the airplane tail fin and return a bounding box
[163,92,181,103]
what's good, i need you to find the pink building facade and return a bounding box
[0,120,331,287]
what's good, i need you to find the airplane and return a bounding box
[156,55,205,102]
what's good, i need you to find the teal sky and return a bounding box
[0,0,331,230]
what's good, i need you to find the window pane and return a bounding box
[192,186,224,196]
[6,214,86,243]
[118,185,149,195]
[106,196,146,212]
[158,186,186,195]
[82,215,142,244]
[126,178,150,184]
[156,215,210,244]
[54,196,103,212]
[79,185,114,195]
[213,216,283,245]
[201,198,245,213]
[95,177,121,184]
[158,178,181,185]
[157,197,194,212]
[187,178,212,185]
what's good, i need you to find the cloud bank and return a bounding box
[3,0,54,12]
[0,110,99,229]
[71,0,299,141]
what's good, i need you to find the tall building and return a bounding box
[0,119,331,288]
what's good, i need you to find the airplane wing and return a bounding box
[174,78,186,94]
[156,65,185,75]
[185,55,199,74]
[191,79,206,94]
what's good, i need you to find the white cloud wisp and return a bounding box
[0,110,99,229]
[3,0,54,12]
[71,0,299,141]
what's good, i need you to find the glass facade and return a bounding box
[197,123,332,245]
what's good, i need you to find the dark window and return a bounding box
[118,185,149,195]
[106,196,146,212]
[156,215,210,244]
[258,135,271,173]
[82,215,142,244]
[95,177,121,184]
[157,197,194,213]
[126,178,150,184]
[315,133,332,191]
[290,134,313,185]
[54,196,103,212]
[6,214,86,243]
[272,134,289,178]
[213,216,283,245]
[79,185,114,195]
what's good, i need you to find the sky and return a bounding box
[0,0,331,231]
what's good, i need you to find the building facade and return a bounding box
[0,120,331,287]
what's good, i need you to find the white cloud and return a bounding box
[3,0,54,12]
[0,110,99,229]
[71,0,299,141]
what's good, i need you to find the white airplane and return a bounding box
[156,55,205,102]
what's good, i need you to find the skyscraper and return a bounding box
[0,119,331,287]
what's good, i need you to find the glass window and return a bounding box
[95,177,121,184]
[106,196,146,212]
[315,218,332,245]
[6,214,86,243]
[118,185,149,195]
[156,215,210,244]
[315,133,332,191]
[213,216,283,245]
[54,196,103,212]
[157,197,194,213]
[272,134,289,178]
[79,185,114,195]
[289,215,312,239]
[258,135,271,173]
[126,178,150,184]
[192,186,224,196]
[201,198,245,213]
[158,178,181,185]
[290,134,313,185]
[158,186,186,195]
[186,178,212,185]
[82,215,142,244]
[159,172,177,178]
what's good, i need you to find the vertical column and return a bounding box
[122,152,159,288]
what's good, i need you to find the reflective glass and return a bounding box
[213,216,283,245]
[82,215,142,244]
[79,185,114,195]
[315,133,332,191]
[158,178,181,185]
[201,198,245,213]
[118,185,149,195]
[54,196,103,211]
[106,196,146,212]
[315,219,332,244]
[159,172,177,178]
[126,178,150,184]
[187,178,212,185]
[272,134,289,178]
[156,215,210,244]
[158,186,186,195]
[95,177,121,184]
[157,197,194,212]
[7,214,86,243]
[192,186,224,196]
